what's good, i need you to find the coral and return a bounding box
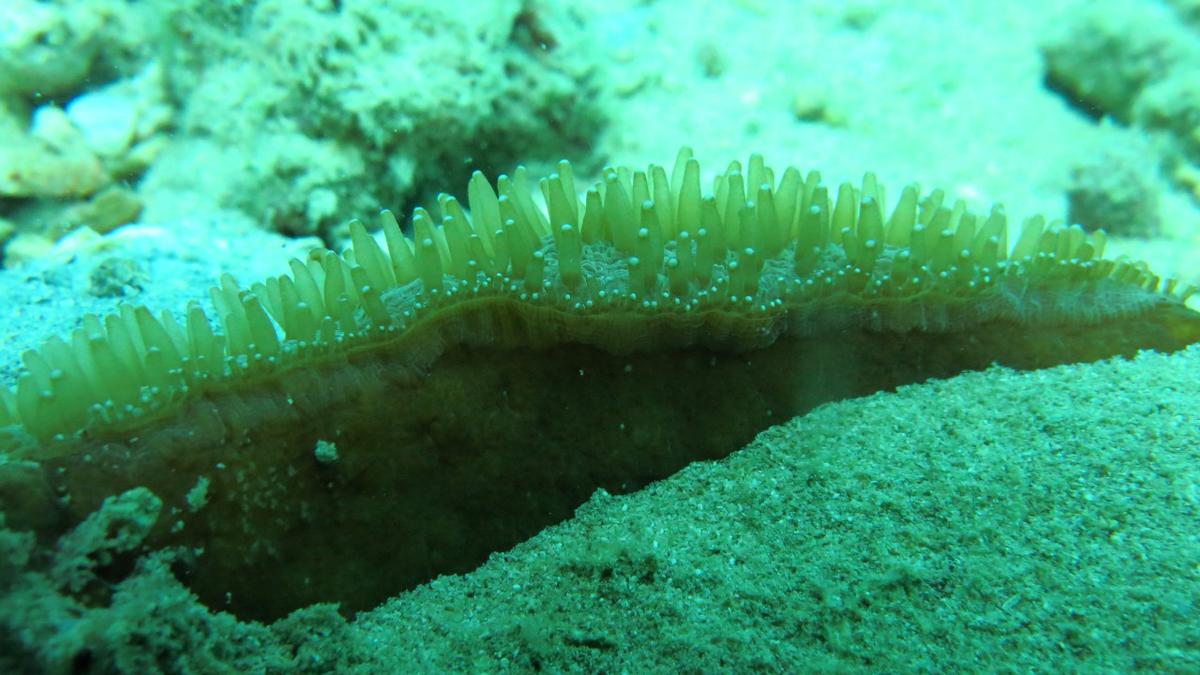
[0,489,355,673]
[0,489,163,672]
[6,147,1194,444]
[1133,72,1200,164]
[50,487,162,593]
[148,0,606,238]
[0,149,1197,619]
[1040,0,1199,122]
[1041,0,1200,173]
[1067,138,1162,237]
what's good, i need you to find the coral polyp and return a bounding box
[4,148,1194,447]
[1,148,1197,619]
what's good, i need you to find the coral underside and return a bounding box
[1,148,1199,619]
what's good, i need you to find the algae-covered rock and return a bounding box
[1134,71,1200,164]
[0,0,101,98]
[0,56,168,262]
[1068,137,1163,238]
[0,105,107,199]
[145,0,608,238]
[1040,0,1199,121]
[0,489,316,673]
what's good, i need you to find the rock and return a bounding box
[2,232,54,267]
[87,256,147,298]
[67,186,144,235]
[66,62,173,161]
[29,105,84,151]
[1067,141,1162,238]
[0,0,100,97]
[1133,70,1200,164]
[0,105,109,199]
[0,135,106,199]
[66,87,139,159]
[1040,0,1198,121]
